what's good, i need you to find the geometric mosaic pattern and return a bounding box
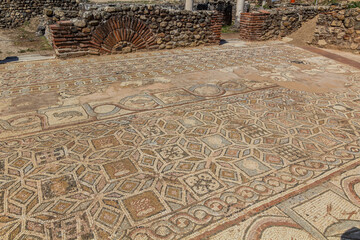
[1,41,360,239]
[210,164,360,240]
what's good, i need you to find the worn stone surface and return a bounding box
[1,40,360,239]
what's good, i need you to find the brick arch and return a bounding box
[91,16,157,54]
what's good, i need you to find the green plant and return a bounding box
[347,1,360,8]
[221,25,237,33]
[23,21,30,27]
[39,36,53,51]
[328,0,338,5]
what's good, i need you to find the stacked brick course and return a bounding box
[49,21,91,58]
[239,12,269,41]
[209,13,223,43]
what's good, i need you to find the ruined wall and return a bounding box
[0,0,85,28]
[49,5,222,58]
[239,6,334,41]
[312,8,360,52]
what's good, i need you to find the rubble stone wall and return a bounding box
[312,8,360,52]
[49,5,222,58]
[0,0,84,28]
[239,6,334,41]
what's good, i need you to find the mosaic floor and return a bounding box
[1,41,360,239]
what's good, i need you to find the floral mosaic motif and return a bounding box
[155,144,189,162]
[2,85,360,239]
[139,125,164,138]
[41,175,78,200]
[2,42,360,239]
[183,171,224,197]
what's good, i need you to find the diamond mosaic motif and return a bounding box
[310,134,341,148]
[234,156,271,177]
[119,180,140,193]
[165,185,183,201]
[201,134,232,150]
[49,200,74,214]
[91,135,120,150]
[178,117,204,128]
[80,172,100,185]
[13,188,34,204]
[219,169,238,182]
[1,41,360,240]
[96,208,120,227]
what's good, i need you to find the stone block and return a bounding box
[318,39,327,46]
[74,19,86,28]
[331,20,341,27]
[344,18,354,28]
[351,43,359,49]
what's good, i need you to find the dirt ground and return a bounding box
[0,18,53,60]
[287,15,360,55]
[288,15,318,46]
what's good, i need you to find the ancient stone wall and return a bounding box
[49,5,222,58]
[239,6,333,41]
[0,0,85,28]
[312,8,360,52]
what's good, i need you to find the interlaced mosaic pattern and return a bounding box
[1,42,360,240]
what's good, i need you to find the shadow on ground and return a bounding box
[342,227,360,240]
[0,56,19,64]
